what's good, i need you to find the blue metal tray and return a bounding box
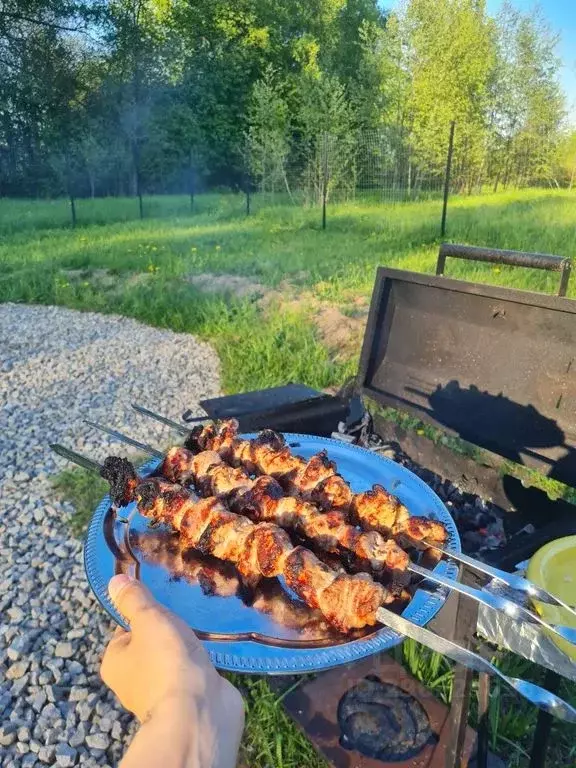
[84,433,460,674]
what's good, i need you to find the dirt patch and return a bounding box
[183,270,367,360]
[314,305,367,359]
[185,273,269,299]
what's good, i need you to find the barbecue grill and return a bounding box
[191,244,576,768]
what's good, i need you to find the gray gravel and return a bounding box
[0,303,221,766]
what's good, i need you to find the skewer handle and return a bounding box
[410,563,576,648]
[424,542,576,620]
[84,421,164,459]
[376,606,576,723]
[131,404,189,434]
[50,444,103,473]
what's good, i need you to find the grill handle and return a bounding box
[436,243,572,296]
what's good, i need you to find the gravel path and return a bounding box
[0,304,221,767]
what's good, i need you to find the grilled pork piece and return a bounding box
[160,445,410,579]
[184,421,448,544]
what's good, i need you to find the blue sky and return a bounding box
[387,0,576,122]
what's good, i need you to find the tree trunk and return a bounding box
[569,162,576,191]
[189,149,195,211]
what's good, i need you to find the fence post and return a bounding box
[64,153,76,228]
[441,120,456,237]
[69,194,77,228]
[322,131,329,230]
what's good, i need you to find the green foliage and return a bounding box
[227,676,327,768]
[246,66,291,194]
[403,0,496,171]
[0,0,569,197]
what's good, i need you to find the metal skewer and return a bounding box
[421,541,576,622]
[131,403,189,434]
[376,606,576,724]
[50,441,576,722]
[85,420,576,648]
[132,403,576,628]
[52,443,102,473]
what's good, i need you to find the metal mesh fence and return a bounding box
[246,128,447,208]
[16,121,571,229]
[242,122,573,232]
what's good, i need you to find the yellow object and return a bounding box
[527,535,576,661]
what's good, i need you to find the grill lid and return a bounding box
[358,268,576,489]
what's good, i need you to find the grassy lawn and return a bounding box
[6,188,576,767]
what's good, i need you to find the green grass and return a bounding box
[9,189,576,767]
[52,467,108,535]
[2,189,575,397]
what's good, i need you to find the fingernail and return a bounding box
[109,574,134,602]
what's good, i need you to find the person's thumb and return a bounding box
[109,574,159,625]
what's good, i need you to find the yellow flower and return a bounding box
[191,247,197,253]
[82,281,90,287]
[493,267,501,274]
[416,429,425,436]
[215,245,221,251]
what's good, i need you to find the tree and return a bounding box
[246,66,291,197]
[489,2,565,189]
[398,0,497,191]
[295,72,356,204]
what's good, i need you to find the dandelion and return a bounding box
[416,429,425,436]
[215,245,221,251]
[147,263,159,274]
[493,267,501,274]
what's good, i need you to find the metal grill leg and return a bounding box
[445,663,474,768]
[445,566,480,768]
[476,673,490,768]
[528,668,561,768]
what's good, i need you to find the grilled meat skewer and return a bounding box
[183,420,448,545]
[52,445,394,632]
[134,531,337,639]
[161,446,411,578]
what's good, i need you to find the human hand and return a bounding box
[102,574,244,768]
